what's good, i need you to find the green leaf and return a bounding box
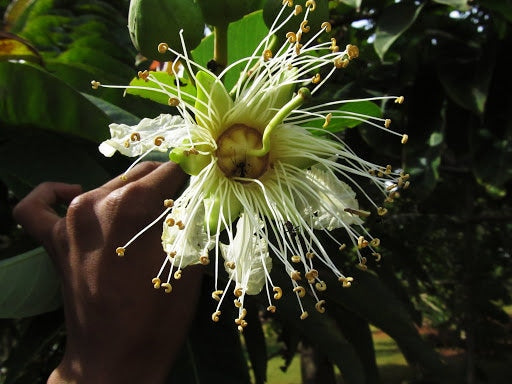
[483,0,512,23]
[0,61,110,143]
[432,0,470,10]
[339,0,362,10]
[126,70,197,106]
[428,132,444,147]
[308,101,383,135]
[82,93,140,125]
[374,2,425,61]
[0,247,61,318]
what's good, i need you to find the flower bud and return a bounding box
[128,0,205,61]
[196,0,262,26]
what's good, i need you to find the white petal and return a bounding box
[221,214,272,295]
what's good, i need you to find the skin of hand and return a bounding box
[13,161,203,384]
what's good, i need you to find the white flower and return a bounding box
[94,0,409,328]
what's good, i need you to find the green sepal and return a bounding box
[195,70,233,129]
[203,191,242,234]
[169,147,211,176]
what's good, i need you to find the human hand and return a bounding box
[13,161,203,384]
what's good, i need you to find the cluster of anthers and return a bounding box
[92,0,409,332]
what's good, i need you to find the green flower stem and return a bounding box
[249,87,311,157]
[214,24,228,74]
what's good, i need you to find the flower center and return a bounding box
[216,124,269,179]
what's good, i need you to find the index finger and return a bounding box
[13,182,83,247]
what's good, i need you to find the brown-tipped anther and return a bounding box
[137,70,149,81]
[291,255,301,263]
[315,281,327,291]
[267,305,276,313]
[158,43,169,53]
[286,32,297,43]
[154,136,165,146]
[161,282,172,293]
[339,276,354,288]
[234,299,242,308]
[370,238,381,247]
[152,277,161,289]
[168,98,180,107]
[377,207,388,216]
[199,255,210,265]
[263,49,273,61]
[163,199,174,208]
[234,287,243,297]
[225,261,236,270]
[116,247,125,256]
[357,236,369,249]
[300,20,310,33]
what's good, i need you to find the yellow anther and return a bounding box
[91,80,100,89]
[163,199,174,209]
[377,207,388,216]
[286,31,297,43]
[305,0,316,11]
[346,44,359,59]
[165,218,175,226]
[130,132,141,142]
[311,73,321,84]
[357,262,368,271]
[395,96,405,104]
[225,261,236,270]
[315,300,326,313]
[294,4,302,15]
[158,42,169,53]
[306,252,315,259]
[330,38,339,52]
[239,308,247,320]
[282,0,293,6]
[315,281,327,291]
[161,282,172,293]
[386,184,397,191]
[199,255,210,265]
[403,181,410,189]
[212,290,223,301]
[300,20,310,33]
[305,269,319,283]
[176,220,185,230]
[295,42,303,55]
[401,134,409,144]
[290,270,302,281]
[300,311,309,320]
[167,251,177,259]
[400,172,410,180]
[267,305,276,313]
[123,140,130,148]
[339,276,354,288]
[386,164,393,174]
[370,238,381,247]
[322,112,332,128]
[372,252,382,262]
[273,286,283,300]
[321,21,332,32]
[291,255,301,263]
[174,270,182,280]
[212,310,221,322]
[234,287,243,297]
[116,247,125,256]
[152,277,161,289]
[385,119,391,128]
[234,299,242,308]
[339,243,346,252]
[357,236,369,249]
[120,174,128,181]
[293,286,306,297]
[334,57,349,69]
[263,49,273,61]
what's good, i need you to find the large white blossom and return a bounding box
[93,0,409,329]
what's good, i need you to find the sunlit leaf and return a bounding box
[432,0,471,10]
[374,2,425,60]
[0,31,42,63]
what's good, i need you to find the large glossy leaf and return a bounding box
[374,1,425,60]
[192,10,269,90]
[0,61,110,143]
[0,247,60,318]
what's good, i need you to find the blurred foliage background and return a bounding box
[0,0,511,383]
